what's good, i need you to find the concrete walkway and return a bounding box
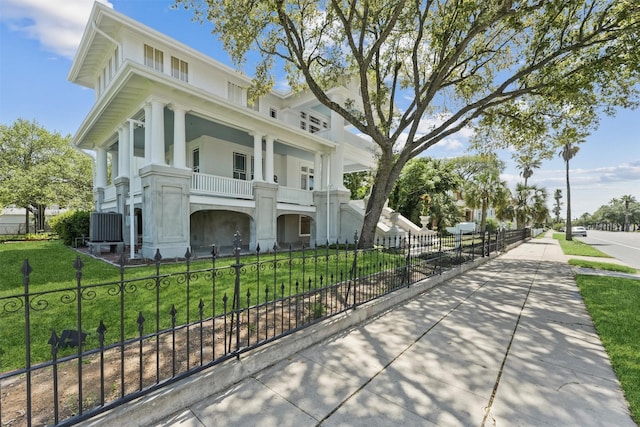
[106,234,637,426]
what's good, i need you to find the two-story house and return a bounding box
[69,3,420,259]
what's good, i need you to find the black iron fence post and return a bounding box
[469,231,474,261]
[405,233,411,287]
[153,249,162,383]
[22,259,33,427]
[232,232,243,354]
[74,256,84,416]
[351,232,358,308]
[185,248,192,370]
[211,244,218,359]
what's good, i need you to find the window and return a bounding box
[233,152,247,180]
[144,44,163,72]
[299,216,311,236]
[301,166,314,191]
[192,148,200,172]
[171,56,189,82]
[228,82,245,106]
[300,111,328,134]
[270,108,278,119]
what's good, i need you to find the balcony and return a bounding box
[102,173,315,207]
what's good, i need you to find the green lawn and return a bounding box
[0,240,404,372]
[553,235,639,422]
[577,275,640,423]
[553,233,611,257]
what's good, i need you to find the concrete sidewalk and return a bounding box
[105,234,636,426]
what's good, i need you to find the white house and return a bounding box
[69,3,420,258]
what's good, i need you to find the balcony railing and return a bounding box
[277,186,314,205]
[191,173,254,199]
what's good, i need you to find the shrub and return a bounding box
[485,218,499,233]
[49,210,91,246]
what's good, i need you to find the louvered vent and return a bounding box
[89,212,123,242]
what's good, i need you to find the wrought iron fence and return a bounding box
[0,228,528,426]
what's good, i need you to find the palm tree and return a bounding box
[553,189,562,223]
[513,183,533,229]
[531,186,549,227]
[510,184,548,229]
[514,154,542,188]
[620,195,637,232]
[464,169,509,233]
[559,129,584,241]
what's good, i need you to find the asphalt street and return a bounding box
[576,230,640,269]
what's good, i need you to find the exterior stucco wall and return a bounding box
[190,210,251,253]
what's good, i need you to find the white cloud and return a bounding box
[416,113,474,151]
[0,0,113,59]
[514,161,640,217]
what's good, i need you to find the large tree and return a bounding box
[176,0,640,246]
[0,119,93,232]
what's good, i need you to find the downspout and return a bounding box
[326,158,331,244]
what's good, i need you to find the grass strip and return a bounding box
[568,259,637,274]
[576,275,640,423]
[553,233,611,257]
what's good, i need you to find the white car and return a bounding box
[571,226,587,237]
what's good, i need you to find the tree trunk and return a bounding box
[358,160,399,248]
[480,198,487,233]
[359,181,389,248]
[36,204,46,231]
[565,159,572,241]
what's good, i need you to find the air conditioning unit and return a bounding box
[89,212,123,242]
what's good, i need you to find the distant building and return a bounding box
[0,207,65,235]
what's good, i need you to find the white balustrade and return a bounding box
[191,173,254,199]
[277,186,314,206]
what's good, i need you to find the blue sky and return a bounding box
[1,0,638,219]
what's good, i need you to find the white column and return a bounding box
[119,125,131,179]
[144,103,152,164]
[252,132,263,181]
[329,94,346,190]
[150,100,165,165]
[265,135,274,183]
[173,106,187,168]
[330,149,342,188]
[95,147,108,188]
[314,152,322,190]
